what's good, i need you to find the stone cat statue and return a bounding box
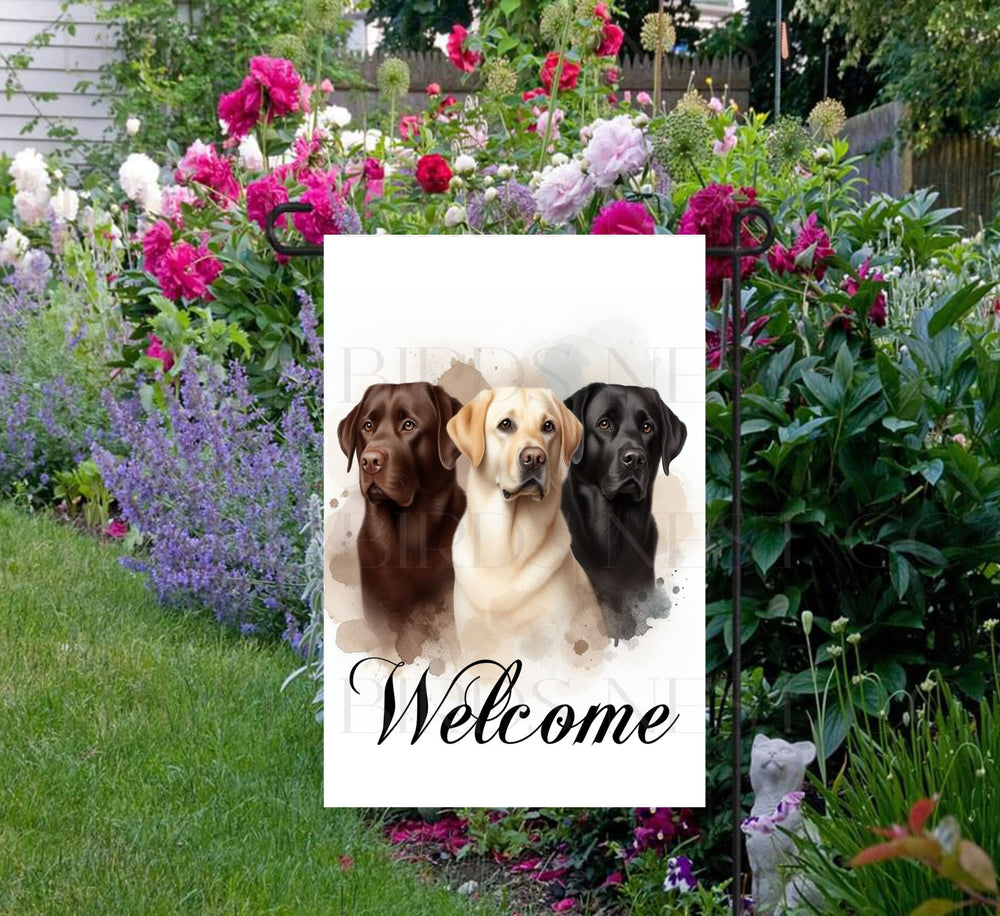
[743,734,822,915]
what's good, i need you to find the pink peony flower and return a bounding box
[159,184,198,224]
[713,123,738,156]
[175,140,240,205]
[398,114,421,140]
[551,901,577,913]
[708,96,724,113]
[245,173,289,230]
[426,82,441,96]
[320,78,334,93]
[678,183,760,303]
[145,334,175,373]
[534,162,595,225]
[141,220,174,275]
[637,90,652,106]
[585,114,649,188]
[767,212,834,279]
[250,55,304,119]
[447,25,482,72]
[106,519,129,539]
[597,21,625,57]
[363,158,384,182]
[594,3,610,20]
[155,241,223,301]
[218,76,262,141]
[592,199,655,234]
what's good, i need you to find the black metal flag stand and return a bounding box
[265,202,777,916]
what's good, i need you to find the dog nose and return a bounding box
[360,447,387,473]
[621,448,647,467]
[520,447,546,470]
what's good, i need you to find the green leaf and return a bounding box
[801,370,842,412]
[499,0,521,15]
[834,343,854,391]
[889,551,912,599]
[760,594,790,619]
[891,540,947,567]
[752,525,790,575]
[916,458,944,486]
[927,282,994,337]
[883,416,917,432]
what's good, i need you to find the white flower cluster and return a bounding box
[0,225,30,268]
[10,148,51,225]
[118,152,162,214]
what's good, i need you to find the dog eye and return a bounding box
[497,418,513,431]
[641,421,655,434]
[362,419,373,431]
[597,418,612,431]
[401,419,416,431]
[542,420,555,433]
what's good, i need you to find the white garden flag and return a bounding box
[323,235,706,806]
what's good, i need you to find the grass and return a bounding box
[0,503,492,915]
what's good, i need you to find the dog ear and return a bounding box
[337,392,369,473]
[654,392,687,475]
[446,389,494,467]
[427,383,463,470]
[556,399,585,468]
[563,383,598,465]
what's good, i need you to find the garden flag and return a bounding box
[323,236,706,806]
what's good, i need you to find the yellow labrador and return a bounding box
[446,387,605,660]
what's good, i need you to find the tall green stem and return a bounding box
[538,15,573,171]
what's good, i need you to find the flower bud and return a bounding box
[448,176,465,190]
[496,164,512,180]
[483,186,498,203]
[454,154,476,175]
[801,610,813,637]
[444,204,466,228]
[550,152,569,166]
[126,116,141,136]
[482,175,494,187]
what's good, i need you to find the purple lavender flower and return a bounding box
[467,179,536,232]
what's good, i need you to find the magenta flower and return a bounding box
[145,334,175,373]
[141,220,174,276]
[597,21,624,57]
[292,170,361,244]
[551,900,577,913]
[707,313,774,369]
[155,241,223,302]
[175,141,240,205]
[678,183,760,303]
[246,173,289,230]
[250,56,304,119]
[767,212,835,280]
[838,255,888,327]
[447,25,482,73]
[106,519,129,539]
[218,76,262,142]
[591,199,655,235]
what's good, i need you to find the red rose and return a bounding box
[597,22,624,57]
[540,52,580,92]
[415,154,453,194]
[447,24,482,73]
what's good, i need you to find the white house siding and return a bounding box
[0,0,117,157]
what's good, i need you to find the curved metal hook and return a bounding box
[705,204,777,259]
[265,202,325,258]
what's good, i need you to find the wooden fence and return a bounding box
[843,102,999,231]
[336,50,750,124]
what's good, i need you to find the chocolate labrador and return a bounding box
[561,383,687,641]
[338,382,466,643]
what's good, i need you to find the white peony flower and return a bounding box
[118,153,161,209]
[533,161,595,225]
[13,188,50,225]
[318,105,352,130]
[10,147,50,193]
[454,154,476,175]
[444,204,467,228]
[126,116,141,136]
[483,186,498,203]
[50,186,80,222]
[238,134,264,171]
[0,226,30,267]
[496,164,512,180]
[339,128,383,153]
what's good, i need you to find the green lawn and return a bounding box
[0,504,490,915]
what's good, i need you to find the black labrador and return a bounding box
[561,383,687,641]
